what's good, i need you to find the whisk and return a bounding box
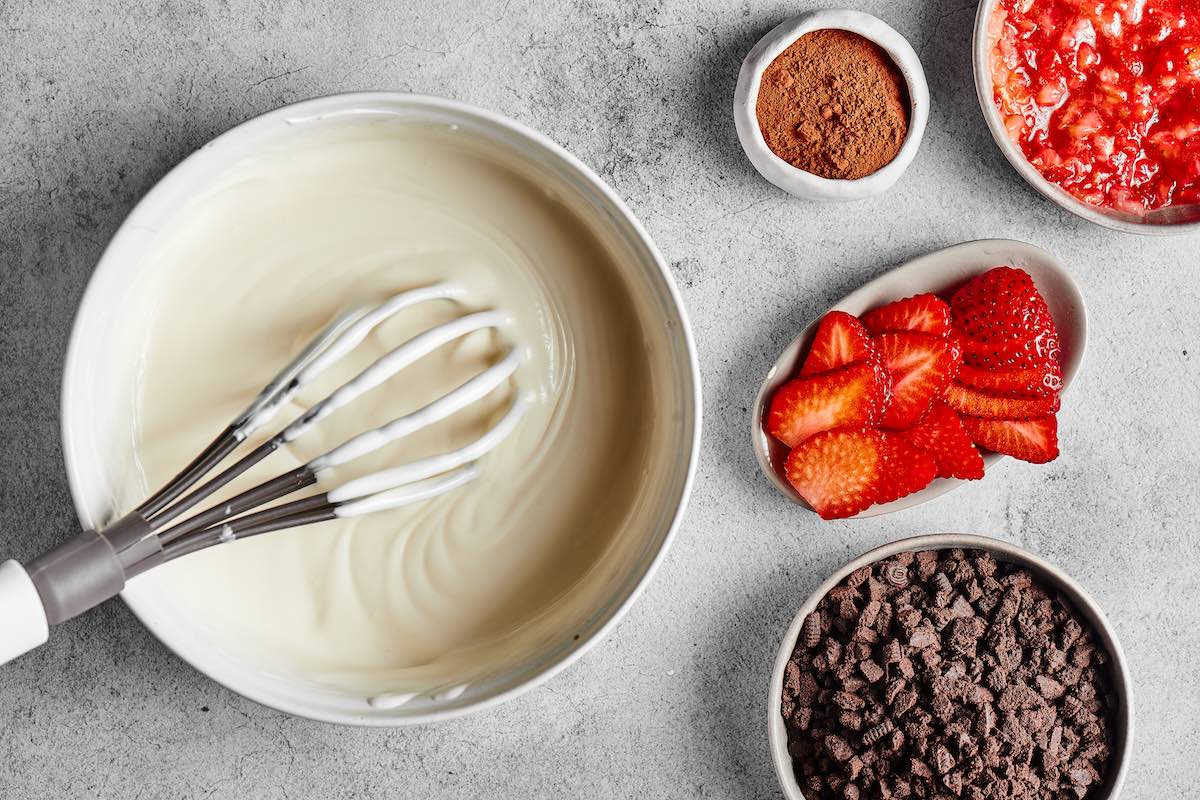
[0,283,525,666]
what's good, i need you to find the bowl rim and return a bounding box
[972,0,1200,235]
[750,238,1088,517]
[59,91,703,726]
[766,533,1134,800]
[733,8,930,201]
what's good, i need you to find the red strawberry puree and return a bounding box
[989,0,1200,212]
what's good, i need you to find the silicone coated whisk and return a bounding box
[0,283,525,665]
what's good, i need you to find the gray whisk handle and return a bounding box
[0,513,168,665]
[23,512,159,626]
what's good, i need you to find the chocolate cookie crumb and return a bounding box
[883,562,909,588]
[803,612,823,649]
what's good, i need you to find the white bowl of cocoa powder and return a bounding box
[734,10,929,201]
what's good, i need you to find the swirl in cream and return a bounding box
[115,119,672,697]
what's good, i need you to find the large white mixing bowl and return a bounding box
[60,93,701,725]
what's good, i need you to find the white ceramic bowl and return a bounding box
[767,533,1133,800]
[734,9,929,201]
[751,239,1087,516]
[60,93,702,725]
[973,0,1200,234]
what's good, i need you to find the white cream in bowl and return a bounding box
[62,96,699,722]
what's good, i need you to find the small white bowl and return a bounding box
[973,0,1200,234]
[734,10,930,201]
[751,239,1087,516]
[767,533,1133,800]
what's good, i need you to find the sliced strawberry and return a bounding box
[957,362,1063,398]
[876,434,938,504]
[944,382,1060,420]
[950,267,1057,346]
[766,362,885,448]
[797,310,894,409]
[801,311,875,376]
[959,331,1062,372]
[869,348,894,415]
[900,403,985,480]
[785,428,887,519]
[874,332,962,430]
[961,416,1059,464]
[861,294,952,337]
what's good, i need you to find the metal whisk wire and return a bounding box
[19,282,526,630]
[2,289,534,683]
[132,283,525,565]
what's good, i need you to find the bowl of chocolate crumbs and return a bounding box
[734,10,930,201]
[768,534,1132,800]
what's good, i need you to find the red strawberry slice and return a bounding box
[899,403,985,480]
[862,294,952,337]
[944,383,1060,420]
[869,350,894,414]
[959,331,1062,372]
[874,332,962,430]
[801,311,875,376]
[785,428,887,519]
[876,434,938,504]
[766,362,885,448]
[957,362,1063,398]
[951,267,1057,346]
[961,416,1059,464]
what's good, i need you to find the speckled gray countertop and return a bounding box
[1,1,1197,797]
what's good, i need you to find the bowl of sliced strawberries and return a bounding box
[751,239,1086,519]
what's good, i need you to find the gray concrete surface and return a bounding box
[1,0,1197,797]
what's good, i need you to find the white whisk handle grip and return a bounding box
[0,560,49,666]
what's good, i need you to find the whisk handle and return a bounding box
[0,513,160,666]
[0,560,49,666]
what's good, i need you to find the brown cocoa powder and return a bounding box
[756,29,910,180]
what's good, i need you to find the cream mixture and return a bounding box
[117,119,675,697]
